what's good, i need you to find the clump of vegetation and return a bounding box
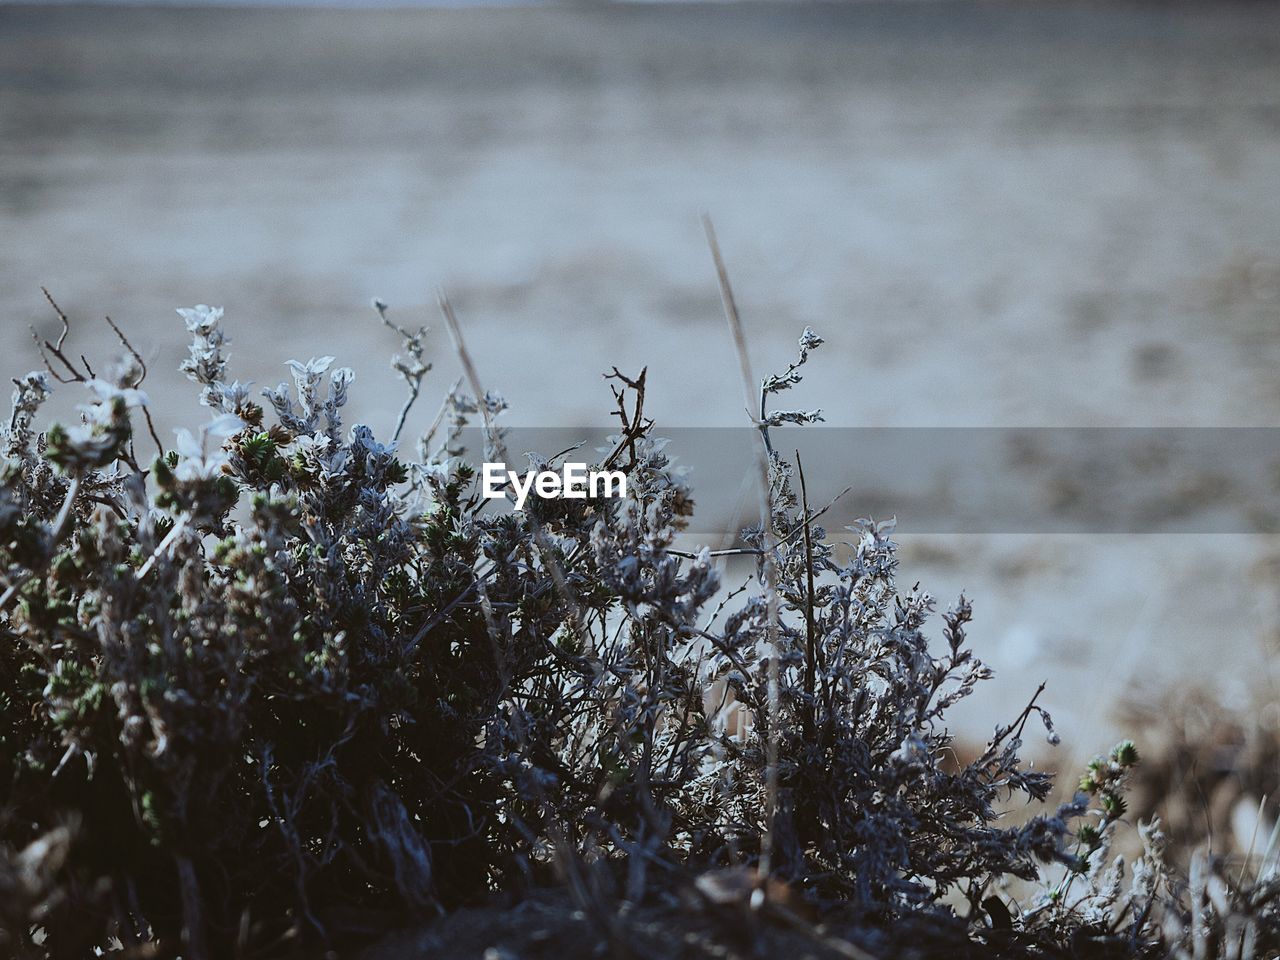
[1,278,1278,959]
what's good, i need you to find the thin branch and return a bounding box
[419,376,464,458]
[106,314,164,457]
[668,545,763,560]
[701,576,753,632]
[375,299,430,445]
[703,213,782,889]
[439,292,506,465]
[981,681,1048,765]
[601,366,651,471]
[547,440,587,464]
[136,517,188,581]
[34,289,90,384]
[796,450,818,740]
[1,571,32,615]
[438,293,589,648]
[667,482,851,560]
[43,287,71,351]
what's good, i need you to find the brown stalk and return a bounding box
[702,213,782,891]
[796,450,819,740]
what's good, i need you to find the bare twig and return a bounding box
[439,292,506,465]
[375,299,430,445]
[136,517,188,581]
[1,571,31,614]
[105,315,164,457]
[419,376,464,458]
[667,482,850,560]
[438,293,589,646]
[796,450,819,739]
[34,289,90,384]
[703,213,782,889]
[601,366,652,471]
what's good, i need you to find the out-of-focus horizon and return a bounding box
[3,0,1280,759]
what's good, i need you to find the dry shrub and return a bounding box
[0,295,1272,959]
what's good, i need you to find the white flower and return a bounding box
[892,734,930,766]
[284,357,340,427]
[212,379,254,412]
[176,304,224,333]
[61,422,116,456]
[287,356,335,381]
[173,414,245,481]
[417,460,450,483]
[285,432,348,478]
[178,304,231,403]
[85,378,149,409]
[204,413,246,440]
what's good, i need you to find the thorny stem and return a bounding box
[703,213,782,892]
[700,576,753,632]
[991,680,1048,754]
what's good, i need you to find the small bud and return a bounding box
[1110,740,1139,768]
[1100,791,1127,818]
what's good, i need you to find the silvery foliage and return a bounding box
[6,373,51,459]
[1031,753,1280,960]
[178,304,230,409]
[1,308,1271,958]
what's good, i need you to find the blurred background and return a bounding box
[3,0,1280,842]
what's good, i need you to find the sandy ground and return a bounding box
[3,1,1280,757]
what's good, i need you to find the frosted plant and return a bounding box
[4,373,52,459]
[178,304,230,409]
[2,296,1270,960]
